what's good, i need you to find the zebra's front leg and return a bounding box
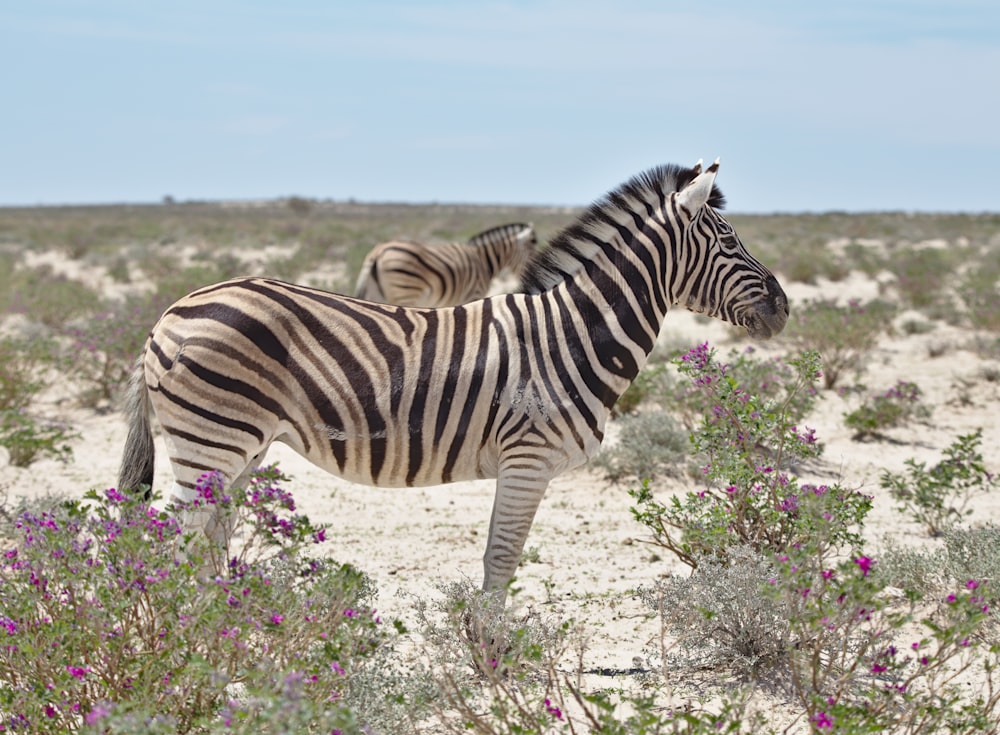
[482,470,552,605]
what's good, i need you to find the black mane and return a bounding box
[519,163,725,294]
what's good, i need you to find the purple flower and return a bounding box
[854,556,874,577]
[545,698,564,720]
[811,711,834,729]
[66,665,90,680]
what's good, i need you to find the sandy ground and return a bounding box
[3,265,1000,725]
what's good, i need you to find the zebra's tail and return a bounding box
[118,356,155,497]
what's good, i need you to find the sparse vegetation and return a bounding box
[2,203,1000,732]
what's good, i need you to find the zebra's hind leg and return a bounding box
[482,470,552,606]
[167,450,267,555]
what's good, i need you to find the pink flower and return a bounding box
[854,556,874,577]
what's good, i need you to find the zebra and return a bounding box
[119,159,788,603]
[353,222,538,306]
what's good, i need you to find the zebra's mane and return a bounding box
[519,163,725,294]
[467,222,532,248]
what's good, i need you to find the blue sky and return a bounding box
[2,1,998,212]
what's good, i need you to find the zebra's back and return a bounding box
[354,223,536,307]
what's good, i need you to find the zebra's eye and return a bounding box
[719,234,740,252]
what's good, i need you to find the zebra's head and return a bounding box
[671,159,788,340]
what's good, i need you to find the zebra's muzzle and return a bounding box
[745,276,789,340]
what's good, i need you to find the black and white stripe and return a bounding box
[119,160,788,599]
[354,222,537,306]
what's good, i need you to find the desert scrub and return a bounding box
[61,294,173,406]
[630,344,869,569]
[642,546,791,676]
[891,244,959,312]
[408,579,770,734]
[879,526,1000,608]
[645,523,999,731]
[592,411,688,483]
[0,337,51,412]
[781,297,897,389]
[0,467,394,733]
[879,430,996,536]
[3,264,103,329]
[959,248,1000,332]
[843,380,930,440]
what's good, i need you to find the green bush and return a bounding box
[670,345,820,431]
[844,380,930,440]
[880,430,996,536]
[782,298,897,389]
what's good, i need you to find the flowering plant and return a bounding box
[630,344,870,568]
[0,467,384,733]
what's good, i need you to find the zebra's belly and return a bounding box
[282,423,497,489]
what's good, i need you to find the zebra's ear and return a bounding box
[676,158,720,216]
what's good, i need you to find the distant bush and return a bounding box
[843,380,930,440]
[612,362,673,417]
[781,298,897,389]
[62,294,172,406]
[880,525,1000,605]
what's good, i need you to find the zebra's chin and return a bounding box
[745,311,786,340]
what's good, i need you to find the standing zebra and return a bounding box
[119,160,788,602]
[353,222,538,306]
